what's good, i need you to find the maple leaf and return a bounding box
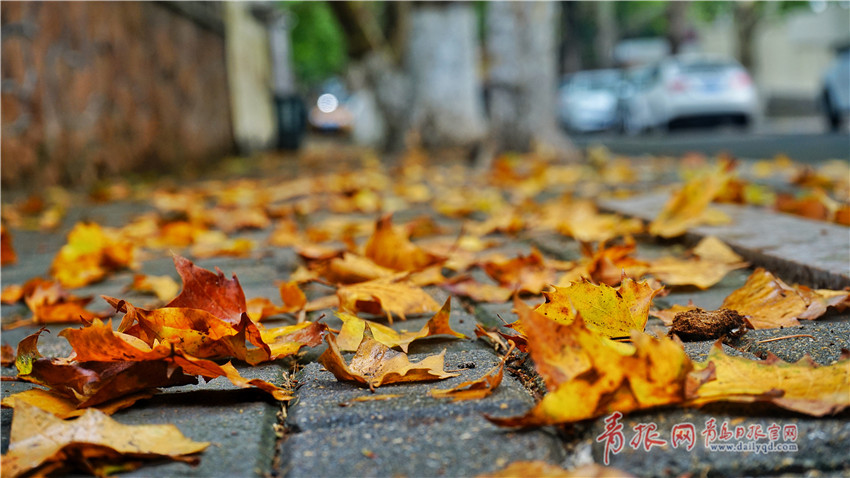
[166,255,247,325]
[479,461,635,478]
[556,240,648,287]
[337,278,440,323]
[536,277,662,338]
[720,268,807,329]
[246,281,307,321]
[539,197,644,243]
[50,222,138,288]
[490,306,691,426]
[258,321,326,359]
[649,160,734,238]
[1,403,208,478]
[645,236,748,289]
[685,343,850,416]
[335,298,466,352]
[318,332,459,391]
[128,273,180,302]
[1,224,16,265]
[1,389,155,419]
[3,279,107,329]
[364,214,443,271]
[430,342,513,402]
[481,248,557,295]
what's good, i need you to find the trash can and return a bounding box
[275,94,307,150]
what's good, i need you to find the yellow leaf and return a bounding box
[649,160,734,238]
[720,268,807,329]
[337,278,440,323]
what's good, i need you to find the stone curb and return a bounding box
[599,192,850,289]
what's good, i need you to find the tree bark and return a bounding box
[666,1,689,55]
[595,1,617,68]
[485,2,574,161]
[733,2,759,72]
[405,3,486,150]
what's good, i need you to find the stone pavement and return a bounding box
[1,153,849,477]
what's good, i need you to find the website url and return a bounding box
[708,441,798,453]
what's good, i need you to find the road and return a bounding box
[571,130,850,163]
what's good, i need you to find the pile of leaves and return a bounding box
[1,147,849,475]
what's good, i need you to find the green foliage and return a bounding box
[280,1,347,88]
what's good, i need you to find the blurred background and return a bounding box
[2,1,849,192]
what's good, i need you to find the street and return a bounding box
[572,129,850,163]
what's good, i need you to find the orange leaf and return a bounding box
[480,462,635,478]
[318,332,458,391]
[720,268,807,329]
[50,222,137,288]
[1,224,17,265]
[364,214,443,272]
[1,403,208,478]
[481,248,556,295]
[1,389,155,419]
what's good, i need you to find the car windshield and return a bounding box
[569,71,621,92]
[677,60,738,75]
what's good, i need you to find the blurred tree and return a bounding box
[595,1,617,68]
[484,2,573,159]
[283,1,347,88]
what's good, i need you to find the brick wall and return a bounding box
[1,1,234,191]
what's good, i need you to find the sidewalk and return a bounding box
[1,147,848,477]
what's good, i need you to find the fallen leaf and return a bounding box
[795,285,850,320]
[479,461,635,478]
[50,222,138,288]
[166,255,247,325]
[720,268,807,329]
[1,389,155,419]
[364,214,443,271]
[1,284,24,304]
[649,160,733,238]
[2,280,106,328]
[1,402,208,478]
[536,277,661,338]
[650,302,698,326]
[336,298,466,352]
[430,342,513,401]
[189,230,253,258]
[128,274,180,302]
[557,240,648,287]
[481,248,557,295]
[316,252,396,284]
[337,278,440,323]
[442,276,514,303]
[489,309,691,426]
[1,343,15,366]
[318,332,458,391]
[691,236,744,264]
[646,256,746,290]
[1,224,16,265]
[258,321,326,360]
[246,282,307,321]
[685,343,850,416]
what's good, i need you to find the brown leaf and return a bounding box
[318,332,459,391]
[557,240,648,287]
[337,278,440,323]
[1,343,15,366]
[481,248,556,295]
[720,268,807,329]
[430,342,513,401]
[1,402,208,478]
[166,255,247,325]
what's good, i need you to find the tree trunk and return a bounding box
[733,2,759,72]
[666,1,689,55]
[405,3,486,151]
[485,2,574,160]
[595,1,617,68]
[560,1,582,74]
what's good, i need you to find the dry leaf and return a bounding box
[442,276,514,303]
[2,280,106,329]
[50,222,137,288]
[481,248,556,295]
[2,343,15,366]
[246,282,307,321]
[1,224,16,265]
[430,342,513,402]
[128,274,180,302]
[650,302,698,326]
[166,255,247,325]
[536,277,661,338]
[337,278,440,323]
[720,268,807,329]
[189,230,254,258]
[318,332,458,391]
[1,389,155,419]
[489,309,691,426]
[336,298,466,352]
[646,256,746,290]
[649,160,733,238]
[1,402,208,478]
[557,240,648,287]
[691,236,744,264]
[364,214,443,271]
[686,343,850,416]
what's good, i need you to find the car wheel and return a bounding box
[823,91,842,132]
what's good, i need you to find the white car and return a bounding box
[558,69,622,133]
[621,55,759,132]
[821,46,850,131]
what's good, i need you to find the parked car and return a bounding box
[558,69,622,133]
[616,65,656,135]
[820,45,850,131]
[621,55,759,132]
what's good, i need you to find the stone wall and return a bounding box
[1,1,234,191]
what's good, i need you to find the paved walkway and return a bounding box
[1,148,848,477]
